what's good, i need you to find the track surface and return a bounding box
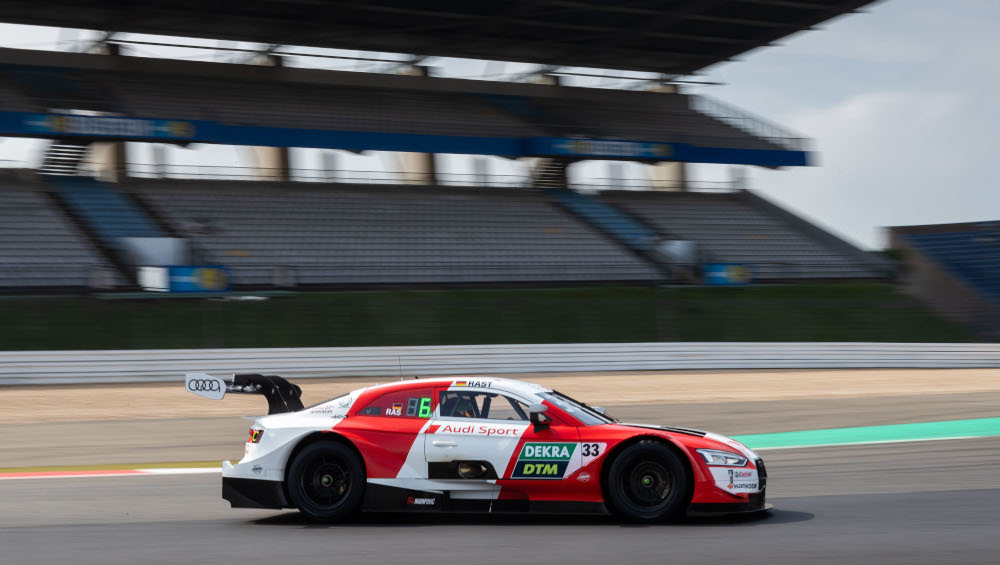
[8,392,1000,467]
[2,438,998,565]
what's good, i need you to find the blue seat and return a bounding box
[904,229,1000,303]
[48,176,165,245]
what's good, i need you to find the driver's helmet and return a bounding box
[455,397,475,418]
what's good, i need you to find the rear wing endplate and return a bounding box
[185,372,304,415]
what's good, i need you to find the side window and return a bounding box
[360,388,434,418]
[438,391,529,421]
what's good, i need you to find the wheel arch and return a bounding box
[599,434,695,506]
[282,431,367,487]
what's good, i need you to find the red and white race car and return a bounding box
[186,372,769,522]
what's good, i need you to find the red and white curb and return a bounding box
[0,467,221,480]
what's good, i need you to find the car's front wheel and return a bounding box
[286,440,364,521]
[605,440,690,522]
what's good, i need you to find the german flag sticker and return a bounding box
[392,402,403,411]
[454,381,468,387]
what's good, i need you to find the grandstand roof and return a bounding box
[0,0,878,75]
[0,47,812,167]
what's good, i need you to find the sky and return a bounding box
[0,0,997,249]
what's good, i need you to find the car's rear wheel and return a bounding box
[605,440,689,522]
[286,440,364,521]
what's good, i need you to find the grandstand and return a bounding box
[128,180,662,285]
[0,171,121,288]
[0,0,891,294]
[600,190,884,280]
[890,222,1000,334]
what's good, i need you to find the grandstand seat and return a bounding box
[0,177,124,288]
[46,176,164,246]
[547,189,658,252]
[903,228,1000,303]
[3,66,118,112]
[599,190,880,280]
[129,180,663,286]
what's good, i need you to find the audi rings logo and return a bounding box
[188,379,221,392]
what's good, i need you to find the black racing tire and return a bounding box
[286,440,365,521]
[605,440,690,523]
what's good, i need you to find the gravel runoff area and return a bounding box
[4,368,1000,424]
[3,368,1000,468]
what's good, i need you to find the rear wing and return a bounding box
[185,372,304,415]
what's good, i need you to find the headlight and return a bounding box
[697,449,747,467]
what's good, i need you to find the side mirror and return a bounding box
[591,406,606,415]
[528,403,549,431]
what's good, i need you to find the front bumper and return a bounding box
[689,456,769,515]
[688,492,772,516]
[222,477,288,509]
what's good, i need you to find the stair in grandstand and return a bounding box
[483,94,584,136]
[39,140,89,176]
[547,189,659,252]
[531,159,570,189]
[44,176,166,246]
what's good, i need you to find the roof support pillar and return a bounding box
[249,53,290,181]
[648,161,687,192]
[394,151,438,185]
[82,40,126,182]
[392,64,438,185]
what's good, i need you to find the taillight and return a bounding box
[248,429,263,443]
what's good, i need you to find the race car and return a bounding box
[185,372,769,522]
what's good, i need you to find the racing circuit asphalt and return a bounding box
[2,437,998,565]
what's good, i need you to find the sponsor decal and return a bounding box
[453,380,491,388]
[550,138,673,159]
[406,496,435,506]
[187,379,221,393]
[308,407,346,418]
[308,406,342,415]
[520,443,574,460]
[436,423,524,437]
[512,442,576,479]
[251,464,264,475]
[709,467,759,494]
[577,472,592,483]
[512,462,568,478]
[23,114,197,140]
[248,429,263,443]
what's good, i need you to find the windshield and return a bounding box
[539,391,614,426]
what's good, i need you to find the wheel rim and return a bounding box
[622,459,673,509]
[300,456,351,508]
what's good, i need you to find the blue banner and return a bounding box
[703,263,753,286]
[0,111,810,167]
[167,266,231,293]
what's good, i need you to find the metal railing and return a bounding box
[116,162,739,191]
[2,342,997,385]
[0,159,31,169]
[690,95,812,152]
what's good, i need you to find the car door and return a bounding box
[424,385,537,506]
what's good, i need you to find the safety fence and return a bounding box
[2,342,998,385]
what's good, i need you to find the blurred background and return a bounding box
[0,0,995,347]
[1,1,999,563]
